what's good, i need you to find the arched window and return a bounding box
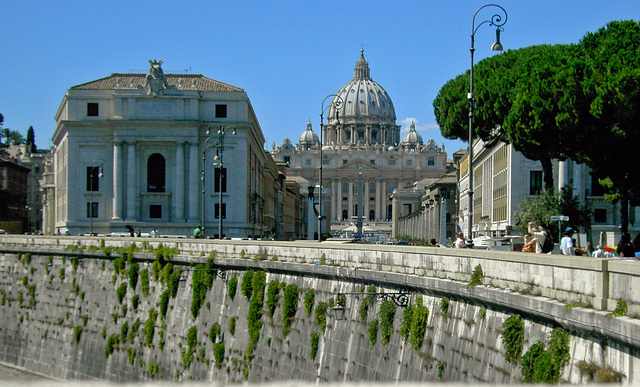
[342,210,348,220]
[147,153,165,192]
[369,210,375,221]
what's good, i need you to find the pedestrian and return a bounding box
[430,238,440,247]
[560,227,576,255]
[617,232,635,258]
[455,233,466,248]
[136,229,141,237]
[194,226,202,239]
[633,233,640,253]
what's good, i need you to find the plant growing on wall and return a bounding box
[440,297,450,318]
[241,270,254,299]
[181,325,198,369]
[191,261,216,319]
[132,294,140,311]
[129,318,141,344]
[379,300,396,347]
[128,262,139,290]
[159,290,170,320]
[74,326,83,345]
[606,298,628,317]
[368,318,379,347]
[229,316,237,335]
[140,269,150,296]
[359,286,376,323]
[209,322,221,343]
[245,271,266,366]
[304,289,315,317]
[521,327,571,383]
[213,342,225,368]
[315,302,328,333]
[144,309,158,347]
[409,297,429,350]
[501,314,524,363]
[225,276,237,300]
[310,332,320,361]
[282,283,299,338]
[467,264,484,289]
[116,283,127,304]
[437,361,445,380]
[266,280,281,317]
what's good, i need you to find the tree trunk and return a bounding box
[541,158,555,190]
[620,195,629,233]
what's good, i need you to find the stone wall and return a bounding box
[0,235,638,383]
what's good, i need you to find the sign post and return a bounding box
[550,215,569,244]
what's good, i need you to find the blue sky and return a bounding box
[2,1,639,155]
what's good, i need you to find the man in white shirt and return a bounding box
[527,222,548,254]
[560,227,575,255]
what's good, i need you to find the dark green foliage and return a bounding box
[400,303,414,340]
[120,321,129,342]
[310,332,320,361]
[229,316,237,335]
[113,256,126,274]
[368,318,379,347]
[379,300,396,347]
[182,325,198,369]
[127,347,136,365]
[440,297,450,318]
[129,318,141,344]
[467,264,484,289]
[148,362,159,378]
[304,289,315,317]
[438,361,445,380]
[70,256,79,275]
[502,314,525,363]
[607,298,628,317]
[59,268,65,280]
[191,262,215,319]
[132,294,140,311]
[314,302,328,333]
[74,326,82,344]
[213,342,225,368]
[241,270,254,299]
[245,271,267,365]
[359,292,373,323]
[409,298,429,350]
[282,283,299,338]
[228,276,238,300]
[140,269,150,296]
[158,330,165,351]
[105,334,119,358]
[144,309,158,346]
[209,322,221,343]
[159,290,170,320]
[266,280,280,317]
[128,263,139,290]
[116,283,127,304]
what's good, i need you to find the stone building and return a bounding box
[0,150,30,233]
[272,50,450,234]
[6,144,48,233]
[47,60,268,238]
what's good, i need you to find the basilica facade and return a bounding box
[272,50,450,229]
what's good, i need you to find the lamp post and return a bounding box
[319,94,343,242]
[467,3,507,243]
[89,159,105,236]
[202,125,236,239]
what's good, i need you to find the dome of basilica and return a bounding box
[298,121,319,145]
[402,121,423,145]
[328,49,396,125]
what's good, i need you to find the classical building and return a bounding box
[47,60,268,238]
[0,150,30,233]
[272,50,450,234]
[455,139,640,246]
[6,144,48,233]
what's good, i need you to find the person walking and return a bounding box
[560,227,576,255]
[617,232,635,258]
[455,233,466,248]
[193,226,202,239]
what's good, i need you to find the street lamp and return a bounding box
[467,4,507,243]
[318,94,343,242]
[202,125,236,239]
[89,159,105,236]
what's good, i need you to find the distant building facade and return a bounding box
[6,144,48,233]
[47,60,269,238]
[272,50,450,233]
[0,150,30,233]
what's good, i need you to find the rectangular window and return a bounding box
[86,202,98,218]
[283,156,290,165]
[86,167,100,191]
[530,171,542,195]
[388,160,396,166]
[406,160,412,167]
[87,103,99,117]
[305,159,312,166]
[214,167,227,193]
[428,158,435,166]
[358,131,365,140]
[150,205,162,219]
[215,104,227,118]
[343,160,348,165]
[370,160,375,165]
[594,208,607,223]
[215,203,227,219]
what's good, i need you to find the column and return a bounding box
[558,160,568,191]
[126,142,136,221]
[188,142,199,222]
[174,142,185,221]
[112,142,122,220]
[375,179,381,221]
[332,179,338,220]
[364,180,370,221]
[348,179,354,220]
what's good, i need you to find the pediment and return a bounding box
[337,159,379,170]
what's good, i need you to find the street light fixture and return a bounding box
[318,94,343,242]
[89,159,105,236]
[467,3,507,244]
[202,125,236,239]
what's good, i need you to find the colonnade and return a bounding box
[328,177,395,221]
[322,124,401,147]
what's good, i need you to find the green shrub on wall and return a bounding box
[132,294,140,311]
[128,263,139,290]
[213,342,225,368]
[209,322,221,343]
[440,297,450,318]
[282,283,299,338]
[191,261,215,319]
[266,280,281,317]
[310,332,320,361]
[120,321,129,342]
[501,314,524,363]
[241,270,254,299]
[409,297,429,350]
[304,290,315,317]
[228,276,238,300]
[359,286,376,323]
[144,309,158,347]
[229,316,237,335]
[400,303,415,340]
[74,326,83,345]
[467,264,484,289]
[606,298,628,317]
[315,302,328,333]
[379,300,396,347]
[105,334,120,358]
[117,283,127,304]
[368,318,379,347]
[245,271,266,366]
[521,327,571,383]
[129,318,141,344]
[140,269,150,296]
[159,290,170,320]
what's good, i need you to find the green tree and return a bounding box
[513,185,591,241]
[578,20,640,232]
[26,126,36,152]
